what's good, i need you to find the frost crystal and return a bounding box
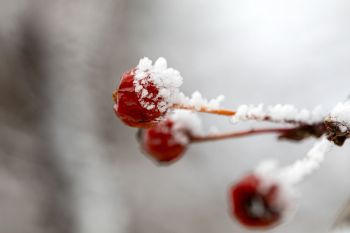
[232,104,326,124]
[279,137,332,184]
[256,137,333,186]
[251,137,333,218]
[176,91,225,110]
[253,160,296,221]
[134,57,183,113]
[169,110,203,145]
[328,101,350,127]
[133,57,225,113]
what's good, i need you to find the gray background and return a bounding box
[1,0,350,232]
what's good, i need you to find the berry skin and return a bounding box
[230,174,286,229]
[138,119,189,164]
[113,69,165,128]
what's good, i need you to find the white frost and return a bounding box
[232,104,326,124]
[251,137,333,221]
[253,160,297,221]
[133,57,225,113]
[169,110,203,145]
[328,101,350,127]
[176,91,225,110]
[256,137,333,186]
[134,57,184,113]
[279,137,332,184]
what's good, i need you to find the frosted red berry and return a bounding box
[230,174,286,229]
[113,69,165,128]
[138,119,189,164]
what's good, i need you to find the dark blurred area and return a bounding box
[1,1,350,233]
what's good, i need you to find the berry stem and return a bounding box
[112,89,119,100]
[190,127,296,143]
[171,104,236,116]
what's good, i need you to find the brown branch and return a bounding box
[190,127,295,143]
[190,123,326,143]
[171,104,236,116]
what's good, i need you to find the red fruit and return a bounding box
[113,69,165,128]
[230,174,286,229]
[138,119,189,164]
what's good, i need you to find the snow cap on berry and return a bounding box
[134,57,183,113]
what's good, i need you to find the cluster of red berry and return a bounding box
[113,65,191,163]
[112,58,339,229]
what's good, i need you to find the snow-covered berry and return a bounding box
[113,57,183,128]
[138,119,188,164]
[113,69,163,128]
[138,110,203,164]
[230,173,287,229]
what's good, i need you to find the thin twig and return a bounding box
[190,127,295,143]
[171,104,236,116]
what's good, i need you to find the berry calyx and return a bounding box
[138,119,189,164]
[113,57,183,128]
[230,173,287,229]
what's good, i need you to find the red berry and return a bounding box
[230,174,286,229]
[113,57,183,128]
[138,119,189,164]
[113,69,165,128]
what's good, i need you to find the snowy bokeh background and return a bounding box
[1,0,350,233]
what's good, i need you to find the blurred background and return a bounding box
[1,0,350,232]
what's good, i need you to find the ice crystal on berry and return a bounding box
[134,57,183,113]
[113,57,183,127]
